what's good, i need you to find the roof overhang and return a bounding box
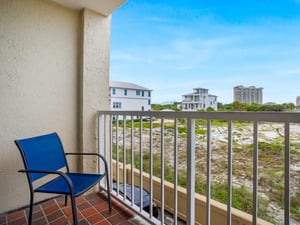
[51,0,127,16]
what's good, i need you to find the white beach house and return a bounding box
[110,81,152,111]
[182,87,218,111]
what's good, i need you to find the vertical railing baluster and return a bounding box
[131,116,134,207]
[104,115,107,179]
[227,120,232,225]
[253,121,258,225]
[161,117,165,225]
[97,114,100,167]
[105,115,108,188]
[186,118,195,225]
[140,117,143,212]
[206,120,211,225]
[110,115,113,192]
[150,117,154,219]
[97,114,102,188]
[284,122,290,225]
[123,116,127,202]
[174,118,178,225]
[116,115,119,195]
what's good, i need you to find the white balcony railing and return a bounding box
[98,110,300,225]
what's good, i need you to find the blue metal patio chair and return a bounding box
[15,132,111,225]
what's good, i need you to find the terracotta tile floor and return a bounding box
[0,192,143,225]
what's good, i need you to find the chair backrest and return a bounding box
[15,132,68,182]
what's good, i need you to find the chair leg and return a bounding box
[70,194,78,225]
[107,186,112,211]
[106,173,112,211]
[64,194,68,206]
[28,193,34,225]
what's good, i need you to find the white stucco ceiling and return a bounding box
[52,0,127,16]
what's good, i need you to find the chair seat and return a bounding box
[36,172,104,196]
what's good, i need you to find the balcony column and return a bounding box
[79,9,111,173]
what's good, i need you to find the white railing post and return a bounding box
[174,118,178,225]
[253,121,258,225]
[97,113,103,187]
[284,122,290,225]
[109,115,113,192]
[150,117,154,219]
[186,118,195,225]
[131,116,135,207]
[139,117,143,212]
[123,116,127,202]
[116,115,120,195]
[206,120,211,225]
[227,120,232,225]
[161,117,165,225]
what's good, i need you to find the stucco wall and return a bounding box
[0,0,112,213]
[0,0,80,212]
[80,9,111,174]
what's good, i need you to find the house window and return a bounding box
[148,91,151,97]
[124,89,127,96]
[148,99,151,105]
[113,102,122,109]
[112,88,116,95]
[142,91,144,97]
[136,90,140,96]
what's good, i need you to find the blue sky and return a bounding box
[110,0,300,104]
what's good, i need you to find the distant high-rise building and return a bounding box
[233,85,263,104]
[296,96,300,106]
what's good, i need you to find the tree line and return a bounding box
[218,101,296,112]
[152,102,297,112]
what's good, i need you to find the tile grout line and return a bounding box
[41,201,52,225]
[54,198,71,224]
[86,195,112,225]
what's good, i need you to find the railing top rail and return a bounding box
[98,110,300,123]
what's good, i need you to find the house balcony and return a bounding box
[2,111,300,225]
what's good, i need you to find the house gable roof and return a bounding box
[110,81,151,91]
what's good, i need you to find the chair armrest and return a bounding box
[65,153,111,201]
[65,153,108,168]
[65,153,109,178]
[19,169,65,176]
